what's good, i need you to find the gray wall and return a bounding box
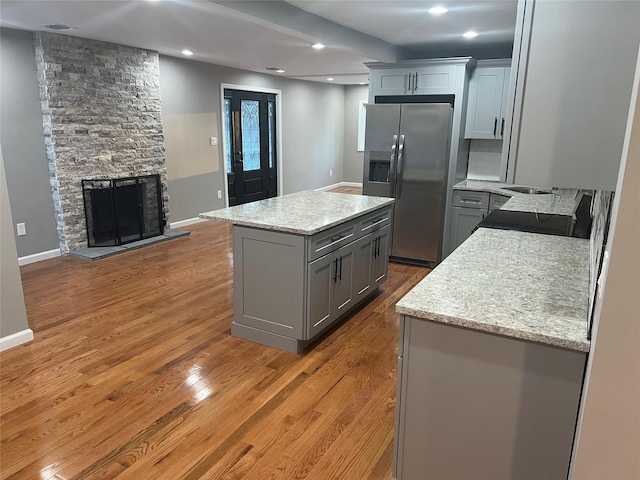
[159,56,345,221]
[0,28,58,257]
[0,146,30,339]
[343,85,368,183]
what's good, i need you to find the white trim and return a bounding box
[0,329,34,352]
[18,248,61,266]
[220,83,284,206]
[357,100,367,152]
[169,217,206,229]
[315,182,363,192]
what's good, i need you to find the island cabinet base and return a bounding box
[394,316,587,480]
[231,205,392,354]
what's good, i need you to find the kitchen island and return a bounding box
[393,226,590,479]
[200,191,394,353]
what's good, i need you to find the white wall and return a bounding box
[342,85,368,183]
[570,47,640,480]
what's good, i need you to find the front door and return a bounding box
[224,90,277,206]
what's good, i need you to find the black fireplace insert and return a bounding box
[82,174,164,247]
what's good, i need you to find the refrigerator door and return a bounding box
[362,104,401,198]
[392,104,452,263]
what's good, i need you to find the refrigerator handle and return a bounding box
[391,134,398,196]
[396,135,405,199]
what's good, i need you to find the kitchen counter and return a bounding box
[199,190,394,235]
[396,227,590,352]
[454,179,579,215]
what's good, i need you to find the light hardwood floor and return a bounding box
[1,187,429,480]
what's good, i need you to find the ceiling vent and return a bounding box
[42,24,74,30]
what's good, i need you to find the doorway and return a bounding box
[223,89,278,206]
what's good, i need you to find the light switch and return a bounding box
[210,137,217,146]
[16,223,26,236]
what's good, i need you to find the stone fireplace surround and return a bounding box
[34,32,169,254]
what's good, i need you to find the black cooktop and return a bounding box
[476,209,591,239]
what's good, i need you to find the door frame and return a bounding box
[220,83,283,207]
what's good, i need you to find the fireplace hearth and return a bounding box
[82,174,165,248]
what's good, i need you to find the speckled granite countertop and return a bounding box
[396,228,590,352]
[454,180,579,216]
[199,190,394,235]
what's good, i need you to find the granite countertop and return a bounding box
[199,190,394,235]
[454,180,579,216]
[396,228,590,352]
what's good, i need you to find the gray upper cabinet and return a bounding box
[503,0,640,190]
[465,63,511,140]
[366,59,473,103]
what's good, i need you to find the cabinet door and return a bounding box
[413,65,457,95]
[369,68,411,99]
[372,224,391,288]
[332,241,356,318]
[306,253,336,340]
[354,233,374,301]
[465,67,506,139]
[497,67,511,140]
[450,207,486,253]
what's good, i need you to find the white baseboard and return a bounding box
[0,329,34,352]
[315,182,363,192]
[18,248,61,266]
[170,217,207,229]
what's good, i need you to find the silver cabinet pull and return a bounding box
[396,135,405,199]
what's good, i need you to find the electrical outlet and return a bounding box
[210,137,217,146]
[16,223,26,236]
[217,190,222,199]
[329,169,333,176]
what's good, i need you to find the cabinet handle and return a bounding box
[333,258,338,283]
[493,117,498,136]
[501,118,505,137]
[461,198,481,205]
[413,72,418,91]
[376,235,381,257]
[330,234,346,243]
[407,73,412,92]
[372,237,378,258]
[338,256,343,281]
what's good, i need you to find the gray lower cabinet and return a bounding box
[450,207,486,252]
[232,206,393,353]
[394,316,586,480]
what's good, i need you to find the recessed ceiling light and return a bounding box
[312,43,326,50]
[42,24,74,30]
[428,6,448,15]
[276,69,285,73]
[463,31,479,39]
[266,67,286,73]
[327,77,335,81]
[181,49,194,56]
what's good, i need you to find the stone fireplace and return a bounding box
[34,32,169,254]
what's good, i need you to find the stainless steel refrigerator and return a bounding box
[363,103,453,265]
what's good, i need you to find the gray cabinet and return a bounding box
[394,316,586,480]
[449,191,489,253]
[366,59,472,103]
[232,205,393,353]
[465,63,511,140]
[504,0,640,190]
[489,193,510,212]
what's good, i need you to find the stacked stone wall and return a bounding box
[34,32,168,253]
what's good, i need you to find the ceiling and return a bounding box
[0,0,518,85]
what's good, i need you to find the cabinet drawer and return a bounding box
[489,193,510,212]
[452,191,490,210]
[358,206,393,236]
[308,221,356,262]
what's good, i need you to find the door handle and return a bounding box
[407,73,412,92]
[372,237,378,258]
[338,256,343,281]
[396,135,405,199]
[390,134,398,196]
[413,72,418,91]
[333,258,338,283]
[493,117,498,136]
[377,236,381,257]
[501,118,505,137]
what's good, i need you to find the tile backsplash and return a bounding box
[466,139,503,181]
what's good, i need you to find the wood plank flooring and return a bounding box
[1,187,429,480]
